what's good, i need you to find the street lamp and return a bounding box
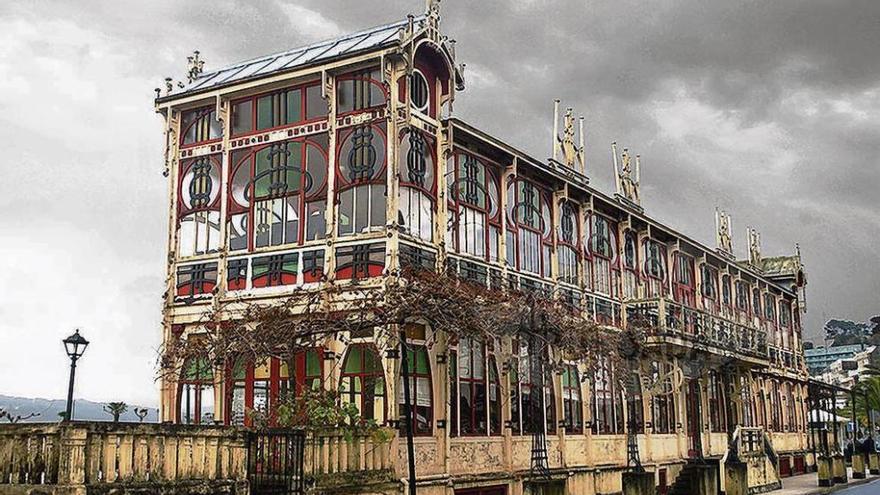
[62,329,89,422]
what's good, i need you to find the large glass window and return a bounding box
[557,201,580,285]
[650,361,676,434]
[336,68,386,114]
[507,179,552,276]
[336,123,387,236]
[701,264,719,313]
[707,371,726,432]
[511,340,556,435]
[446,152,501,261]
[562,365,583,433]
[450,338,501,436]
[340,344,386,423]
[231,82,324,136]
[398,129,436,241]
[179,356,214,425]
[735,281,750,314]
[643,240,667,298]
[228,135,328,251]
[622,231,639,299]
[398,337,433,436]
[178,155,222,257]
[673,253,696,307]
[591,357,623,434]
[180,107,221,146]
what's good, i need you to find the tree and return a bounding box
[103,402,128,422]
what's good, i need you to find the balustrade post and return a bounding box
[57,425,88,495]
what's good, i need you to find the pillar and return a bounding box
[816,456,833,487]
[852,452,866,479]
[832,454,847,484]
[724,461,748,495]
[869,452,880,475]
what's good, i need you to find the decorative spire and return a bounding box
[187,50,205,84]
[425,0,442,41]
[552,99,585,174]
[715,208,733,254]
[747,227,762,266]
[612,142,640,205]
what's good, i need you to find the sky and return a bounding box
[0,0,877,407]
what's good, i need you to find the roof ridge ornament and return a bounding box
[551,99,585,175]
[611,142,641,208]
[747,226,762,267]
[425,0,442,42]
[187,50,205,84]
[715,207,733,255]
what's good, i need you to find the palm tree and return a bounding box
[103,402,128,422]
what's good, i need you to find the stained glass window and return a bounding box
[446,152,501,262]
[178,155,222,257]
[398,129,436,241]
[181,107,221,146]
[507,178,552,276]
[176,263,217,297]
[410,70,430,114]
[228,135,328,251]
[179,356,214,425]
[335,243,385,280]
[337,122,387,236]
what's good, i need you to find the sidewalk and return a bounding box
[773,468,880,495]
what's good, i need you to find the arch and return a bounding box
[339,343,387,423]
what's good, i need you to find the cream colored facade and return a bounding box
[156,4,810,494]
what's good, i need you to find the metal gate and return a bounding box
[247,429,306,495]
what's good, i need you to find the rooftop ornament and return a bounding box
[611,142,641,209]
[552,99,586,176]
[715,207,734,256]
[748,227,762,267]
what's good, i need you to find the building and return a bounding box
[154,3,811,494]
[805,344,870,376]
[814,346,876,390]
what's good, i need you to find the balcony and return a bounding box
[625,298,769,365]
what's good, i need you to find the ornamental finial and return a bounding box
[187,50,205,84]
[612,142,640,205]
[552,100,585,174]
[715,207,733,254]
[747,227,762,266]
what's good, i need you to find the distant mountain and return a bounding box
[0,395,159,423]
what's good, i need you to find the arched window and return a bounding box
[398,343,433,435]
[700,264,719,314]
[764,294,777,324]
[398,129,436,241]
[721,275,732,308]
[445,151,501,261]
[450,338,501,436]
[226,351,323,426]
[673,253,695,307]
[561,365,583,433]
[622,231,639,299]
[180,107,221,146]
[557,201,580,285]
[409,69,430,114]
[511,340,556,435]
[643,240,666,298]
[340,344,387,423]
[507,179,552,277]
[228,135,329,252]
[178,155,222,257]
[649,361,675,434]
[752,289,763,321]
[336,122,387,237]
[735,281,750,316]
[179,356,214,425]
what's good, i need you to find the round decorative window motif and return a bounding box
[410,70,429,113]
[182,157,220,210]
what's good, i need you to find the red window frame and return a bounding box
[592,357,622,435]
[339,343,387,424]
[227,135,329,252]
[399,343,433,436]
[556,201,581,285]
[178,357,214,425]
[180,106,221,149]
[446,150,502,262]
[335,69,388,118]
[561,365,583,433]
[506,177,553,277]
[451,338,501,437]
[642,239,667,297]
[673,253,696,308]
[588,213,619,295]
[230,81,325,139]
[700,264,720,314]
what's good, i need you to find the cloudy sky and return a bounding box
[0,0,877,407]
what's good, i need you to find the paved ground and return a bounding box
[773,468,880,495]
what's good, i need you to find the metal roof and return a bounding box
[161,16,422,101]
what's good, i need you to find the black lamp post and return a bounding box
[62,329,89,422]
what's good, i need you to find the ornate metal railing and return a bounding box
[625,298,769,361]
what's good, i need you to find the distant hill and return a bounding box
[0,395,159,423]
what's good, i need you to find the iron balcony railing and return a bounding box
[625,298,769,361]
